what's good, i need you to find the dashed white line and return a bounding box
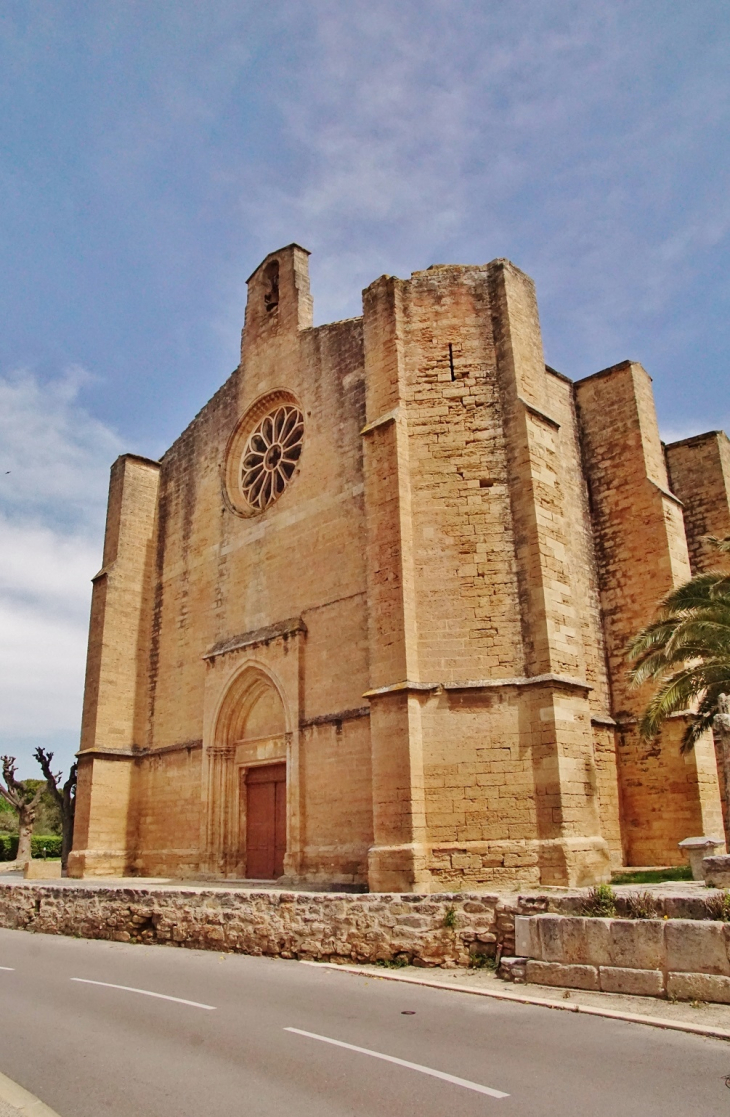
[0,966,14,971]
[284,1027,509,1099]
[70,978,216,1010]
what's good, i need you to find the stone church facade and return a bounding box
[69,245,730,891]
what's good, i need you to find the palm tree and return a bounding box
[626,538,730,785]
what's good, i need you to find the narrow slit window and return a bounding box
[263,260,279,313]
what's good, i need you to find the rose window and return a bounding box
[240,405,304,511]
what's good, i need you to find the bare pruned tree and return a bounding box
[34,749,77,870]
[0,757,45,864]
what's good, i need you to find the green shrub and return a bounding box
[582,883,617,918]
[0,835,62,861]
[32,836,62,859]
[469,952,497,970]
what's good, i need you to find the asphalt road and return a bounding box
[1,928,730,1116]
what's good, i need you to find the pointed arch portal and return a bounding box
[204,665,290,878]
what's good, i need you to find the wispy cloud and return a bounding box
[0,366,119,529]
[0,367,121,775]
[233,2,729,395]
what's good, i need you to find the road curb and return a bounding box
[302,962,730,1042]
[0,1070,63,1116]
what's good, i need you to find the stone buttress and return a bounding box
[576,362,724,865]
[361,260,612,891]
[69,453,160,876]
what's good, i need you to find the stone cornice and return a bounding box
[203,617,307,661]
[363,681,440,697]
[649,478,684,507]
[77,740,203,761]
[300,706,371,729]
[360,407,399,435]
[76,747,136,760]
[518,397,561,430]
[363,673,593,698]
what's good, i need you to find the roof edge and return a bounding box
[246,243,311,283]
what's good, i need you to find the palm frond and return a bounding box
[681,715,716,753]
[626,561,730,751]
[637,667,711,739]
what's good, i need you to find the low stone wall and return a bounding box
[0,883,515,966]
[703,855,730,888]
[4,881,730,978]
[515,913,730,1002]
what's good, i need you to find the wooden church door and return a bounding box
[244,763,286,879]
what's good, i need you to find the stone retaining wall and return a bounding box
[0,883,516,966]
[515,913,730,1002]
[4,882,730,978]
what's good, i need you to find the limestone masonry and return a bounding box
[70,244,730,891]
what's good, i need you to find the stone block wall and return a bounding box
[74,245,375,885]
[362,260,612,892]
[665,431,730,575]
[71,453,161,878]
[72,242,728,893]
[5,881,730,991]
[515,912,730,1003]
[0,883,506,968]
[665,431,730,841]
[575,362,723,865]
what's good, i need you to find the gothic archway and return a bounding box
[204,664,290,877]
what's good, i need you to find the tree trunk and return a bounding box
[16,807,34,863]
[61,809,74,871]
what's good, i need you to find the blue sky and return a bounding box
[1,1,729,776]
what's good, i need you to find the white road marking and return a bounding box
[284,1027,509,1099]
[0,966,14,971]
[70,978,216,1010]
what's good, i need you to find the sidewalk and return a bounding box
[0,868,711,897]
[0,1070,61,1117]
[330,961,730,1037]
[0,868,364,892]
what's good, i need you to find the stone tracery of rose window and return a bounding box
[240,405,304,511]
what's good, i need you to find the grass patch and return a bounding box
[469,953,497,971]
[611,866,693,885]
[624,891,660,919]
[582,883,617,918]
[705,891,730,922]
[442,905,457,930]
[375,956,410,969]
